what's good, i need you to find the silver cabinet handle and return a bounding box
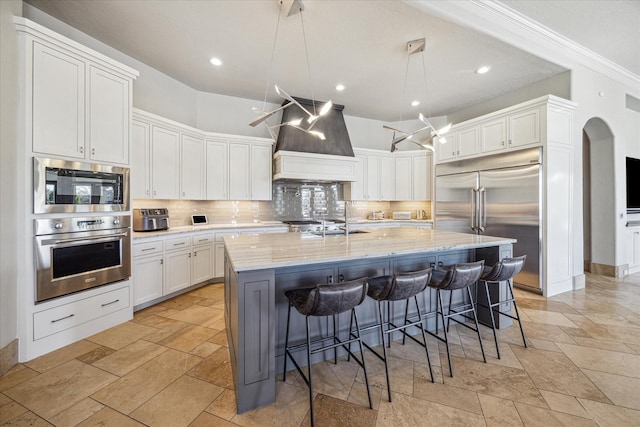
[92,148,95,155]
[101,299,120,307]
[160,258,164,265]
[141,247,157,252]
[79,146,84,154]
[173,242,185,246]
[51,314,74,323]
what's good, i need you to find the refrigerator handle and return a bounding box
[471,188,477,232]
[478,187,486,232]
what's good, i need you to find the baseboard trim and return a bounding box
[573,274,586,290]
[0,339,18,377]
[589,262,628,277]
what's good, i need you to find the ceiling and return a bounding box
[23,0,638,122]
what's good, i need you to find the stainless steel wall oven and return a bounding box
[34,215,131,302]
[34,157,129,214]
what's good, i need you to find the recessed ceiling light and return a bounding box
[475,65,490,74]
[209,57,222,66]
[335,84,345,92]
[411,100,420,107]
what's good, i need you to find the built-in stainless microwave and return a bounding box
[33,157,129,214]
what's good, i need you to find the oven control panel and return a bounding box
[34,214,131,235]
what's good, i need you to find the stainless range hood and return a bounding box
[273,98,358,182]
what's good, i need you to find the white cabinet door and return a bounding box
[132,254,164,306]
[395,156,413,201]
[164,248,191,294]
[180,134,205,200]
[192,244,214,284]
[32,42,85,159]
[509,107,540,149]
[250,143,273,200]
[214,243,225,278]
[437,139,456,163]
[412,154,430,200]
[630,230,640,269]
[229,142,251,200]
[379,155,395,201]
[88,66,129,164]
[481,117,508,154]
[457,126,479,158]
[345,154,366,200]
[365,155,380,200]
[131,120,150,199]
[206,140,228,200]
[151,126,180,199]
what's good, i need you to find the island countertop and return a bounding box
[223,227,515,272]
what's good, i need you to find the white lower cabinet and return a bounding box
[627,228,640,273]
[132,231,214,308]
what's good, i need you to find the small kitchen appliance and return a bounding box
[133,208,169,232]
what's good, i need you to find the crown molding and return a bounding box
[406,0,640,89]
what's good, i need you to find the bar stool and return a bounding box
[358,269,433,402]
[426,261,485,377]
[478,255,528,359]
[283,277,372,427]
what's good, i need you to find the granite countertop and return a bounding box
[132,221,287,240]
[224,227,515,272]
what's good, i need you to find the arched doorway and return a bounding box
[583,118,616,275]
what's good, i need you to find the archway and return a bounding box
[583,118,616,275]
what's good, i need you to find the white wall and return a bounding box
[448,72,571,124]
[0,0,21,357]
[571,64,640,271]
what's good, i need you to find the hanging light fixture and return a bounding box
[384,38,451,153]
[249,0,331,141]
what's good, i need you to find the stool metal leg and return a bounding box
[446,289,454,332]
[483,280,501,359]
[377,300,392,402]
[283,302,292,382]
[306,316,315,427]
[437,289,454,377]
[467,287,487,363]
[352,308,373,409]
[508,279,528,348]
[332,315,338,364]
[414,295,434,383]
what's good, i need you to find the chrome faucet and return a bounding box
[342,202,350,235]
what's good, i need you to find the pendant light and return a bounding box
[384,38,451,152]
[249,0,331,141]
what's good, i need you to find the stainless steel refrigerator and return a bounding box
[435,147,542,291]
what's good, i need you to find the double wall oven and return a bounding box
[33,158,132,303]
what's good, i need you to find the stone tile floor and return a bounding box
[1,272,640,426]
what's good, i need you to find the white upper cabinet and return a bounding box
[481,116,508,154]
[345,149,396,201]
[250,143,273,201]
[228,142,251,200]
[132,109,273,201]
[509,107,541,149]
[131,120,151,199]
[206,139,229,200]
[180,134,205,200]
[25,23,137,165]
[437,100,547,164]
[151,125,180,199]
[437,125,479,162]
[32,42,86,159]
[394,152,431,201]
[88,66,130,164]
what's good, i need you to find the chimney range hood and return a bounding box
[273,97,358,182]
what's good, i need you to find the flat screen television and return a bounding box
[627,157,640,212]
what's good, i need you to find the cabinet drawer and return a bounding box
[34,285,130,340]
[165,235,192,251]
[132,239,163,257]
[192,232,214,246]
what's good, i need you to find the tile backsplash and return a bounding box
[134,182,430,226]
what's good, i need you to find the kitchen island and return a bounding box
[223,227,515,412]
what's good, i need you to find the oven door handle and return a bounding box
[42,232,128,246]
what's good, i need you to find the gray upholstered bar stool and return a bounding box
[357,269,434,402]
[426,261,486,377]
[283,277,372,427]
[478,255,528,359]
